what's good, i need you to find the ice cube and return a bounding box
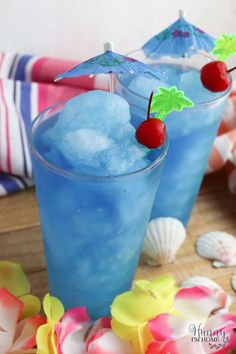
[100,140,147,175]
[128,75,169,98]
[179,69,222,104]
[56,129,112,168]
[153,64,182,86]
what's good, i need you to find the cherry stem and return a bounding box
[227,66,236,74]
[147,91,154,120]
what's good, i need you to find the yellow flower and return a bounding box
[36,293,64,354]
[0,261,41,319]
[111,275,178,354]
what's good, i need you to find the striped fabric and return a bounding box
[0,52,235,196]
[0,53,108,196]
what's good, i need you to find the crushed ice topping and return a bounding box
[39,90,153,176]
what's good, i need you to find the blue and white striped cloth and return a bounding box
[0,53,37,196]
[0,52,99,196]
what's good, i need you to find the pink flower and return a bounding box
[55,307,132,354]
[146,286,236,354]
[87,329,132,354]
[56,307,92,354]
[0,288,45,354]
[86,318,132,354]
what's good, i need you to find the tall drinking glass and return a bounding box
[29,102,168,319]
[115,52,231,226]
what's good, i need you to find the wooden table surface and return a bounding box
[0,171,236,311]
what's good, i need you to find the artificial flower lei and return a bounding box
[0,261,235,354]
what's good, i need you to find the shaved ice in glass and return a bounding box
[115,52,231,225]
[30,90,168,318]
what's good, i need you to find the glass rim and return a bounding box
[115,50,232,107]
[29,101,169,182]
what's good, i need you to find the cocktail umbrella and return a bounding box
[142,9,216,59]
[55,42,160,92]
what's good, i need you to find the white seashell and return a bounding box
[231,273,236,292]
[142,217,186,266]
[181,276,232,311]
[196,231,236,268]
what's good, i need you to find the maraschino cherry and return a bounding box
[200,61,235,92]
[136,92,166,149]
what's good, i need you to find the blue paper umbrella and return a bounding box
[142,9,216,59]
[55,42,159,92]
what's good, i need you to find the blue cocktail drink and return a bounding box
[115,54,231,225]
[30,90,168,319]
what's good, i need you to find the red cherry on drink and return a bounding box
[200,61,231,92]
[136,119,166,149]
[135,92,166,149]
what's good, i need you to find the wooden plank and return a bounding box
[27,270,49,299]
[0,188,40,234]
[0,226,45,272]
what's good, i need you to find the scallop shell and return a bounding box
[142,217,186,266]
[231,273,236,292]
[196,231,236,268]
[181,276,232,311]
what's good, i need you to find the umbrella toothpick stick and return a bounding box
[198,49,215,61]
[179,8,186,18]
[109,74,114,93]
[104,41,115,93]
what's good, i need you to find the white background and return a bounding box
[0,0,236,61]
